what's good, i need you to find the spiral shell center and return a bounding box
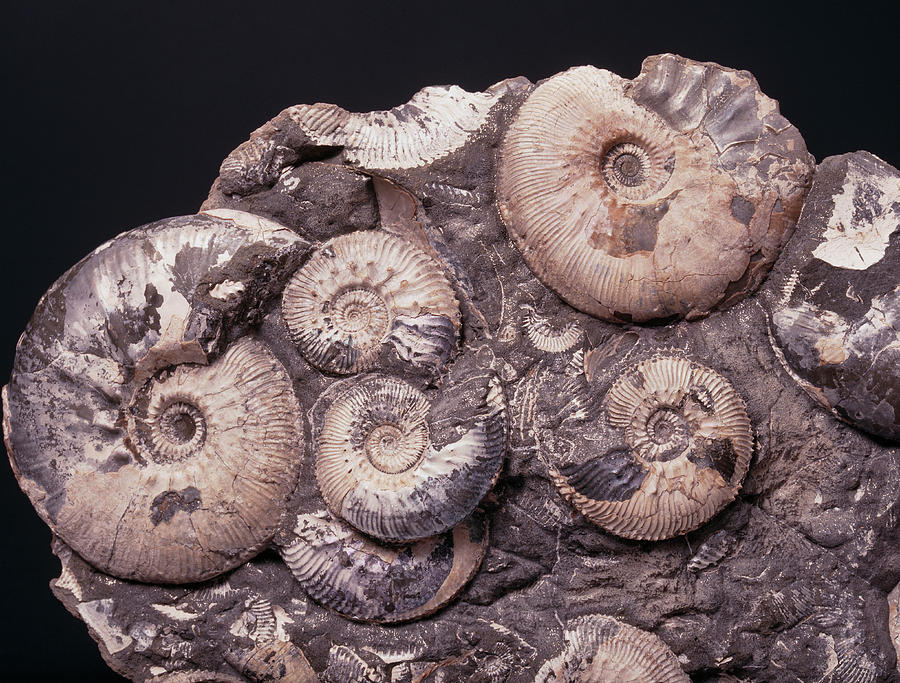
[365,422,427,473]
[332,288,389,336]
[155,400,207,451]
[600,140,671,200]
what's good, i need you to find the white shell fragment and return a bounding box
[316,374,507,542]
[282,230,460,374]
[278,510,488,623]
[497,57,814,322]
[551,355,753,540]
[3,214,305,583]
[287,84,502,170]
[535,614,689,682]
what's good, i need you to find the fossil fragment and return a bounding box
[278,510,488,623]
[282,230,460,374]
[535,614,689,682]
[767,152,900,442]
[322,646,387,683]
[316,373,506,541]
[2,213,305,583]
[687,530,735,572]
[551,355,753,540]
[497,55,814,322]
[286,84,502,170]
[522,308,583,353]
[226,639,319,682]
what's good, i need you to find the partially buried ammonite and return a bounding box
[535,614,689,682]
[278,510,488,623]
[551,355,753,540]
[2,212,305,583]
[497,54,814,322]
[281,229,460,374]
[315,373,507,542]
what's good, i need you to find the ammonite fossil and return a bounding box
[767,152,900,442]
[535,614,689,682]
[281,229,460,374]
[497,55,815,322]
[278,510,488,623]
[315,373,507,541]
[551,355,753,540]
[226,639,319,682]
[2,212,305,582]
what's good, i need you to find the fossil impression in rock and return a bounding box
[278,510,488,623]
[315,373,507,541]
[551,354,753,540]
[282,229,460,374]
[6,53,900,681]
[767,151,900,442]
[497,55,815,322]
[3,211,306,583]
[535,614,689,682]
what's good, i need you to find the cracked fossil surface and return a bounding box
[3,54,899,681]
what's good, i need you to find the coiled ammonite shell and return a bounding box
[2,213,305,582]
[522,308,583,353]
[315,374,506,542]
[282,230,460,374]
[767,152,900,442]
[497,55,814,322]
[535,614,689,682]
[551,355,753,540]
[278,511,488,623]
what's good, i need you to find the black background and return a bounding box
[1,2,897,680]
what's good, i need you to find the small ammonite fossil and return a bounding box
[2,213,305,583]
[522,307,584,353]
[281,229,460,375]
[496,55,814,323]
[278,510,488,623]
[315,373,507,542]
[551,355,753,540]
[535,614,689,682]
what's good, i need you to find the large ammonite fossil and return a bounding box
[315,373,507,542]
[551,355,753,540]
[536,614,689,682]
[278,510,488,623]
[2,212,305,583]
[281,229,460,374]
[496,54,815,322]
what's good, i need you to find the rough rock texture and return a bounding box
[5,55,899,681]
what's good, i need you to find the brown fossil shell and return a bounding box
[282,230,460,374]
[535,614,689,682]
[315,374,507,542]
[551,355,753,540]
[226,639,319,682]
[522,307,583,353]
[286,84,501,170]
[496,57,814,322]
[2,214,305,583]
[278,510,488,623]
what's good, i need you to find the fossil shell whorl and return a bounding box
[535,614,689,682]
[496,58,814,323]
[286,84,501,170]
[282,230,460,375]
[278,510,488,623]
[522,308,583,353]
[551,355,753,541]
[226,639,319,682]
[315,373,507,542]
[2,214,305,583]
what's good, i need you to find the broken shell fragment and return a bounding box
[316,374,507,542]
[287,84,501,170]
[535,614,689,682]
[551,355,753,540]
[226,639,319,682]
[282,230,460,374]
[2,214,305,583]
[278,510,488,623]
[767,152,900,442]
[522,308,583,353]
[497,55,814,322]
